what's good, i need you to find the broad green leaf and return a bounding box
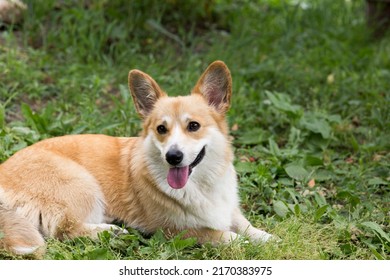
[151,229,167,243]
[313,169,334,181]
[314,205,328,221]
[285,165,309,181]
[361,222,390,243]
[285,188,299,204]
[304,155,323,166]
[368,177,388,186]
[86,248,109,260]
[287,203,295,213]
[265,91,302,116]
[300,116,331,139]
[278,178,294,186]
[288,126,302,146]
[268,138,280,157]
[236,128,266,145]
[327,114,342,123]
[314,192,327,207]
[171,234,197,250]
[235,161,256,173]
[273,200,289,218]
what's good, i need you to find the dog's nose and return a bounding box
[166,149,184,166]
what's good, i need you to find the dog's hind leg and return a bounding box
[0,206,45,256]
[53,215,128,240]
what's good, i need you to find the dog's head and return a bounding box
[128,61,233,190]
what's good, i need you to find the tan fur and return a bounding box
[0,61,272,257]
[0,206,45,256]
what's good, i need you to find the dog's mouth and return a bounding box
[167,146,206,189]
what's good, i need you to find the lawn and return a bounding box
[0,0,389,260]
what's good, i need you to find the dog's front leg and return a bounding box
[230,208,273,243]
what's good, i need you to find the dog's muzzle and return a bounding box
[189,146,206,172]
[166,146,206,189]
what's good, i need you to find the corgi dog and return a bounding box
[0,61,272,256]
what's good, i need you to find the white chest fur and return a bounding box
[154,162,239,231]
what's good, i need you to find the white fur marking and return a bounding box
[85,223,128,234]
[246,227,273,243]
[85,194,106,224]
[12,246,40,255]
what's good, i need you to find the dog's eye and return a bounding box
[187,121,201,132]
[157,125,168,134]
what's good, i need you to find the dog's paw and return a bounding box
[86,223,128,238]
[220,231,241,243]
[246,227,280,244]
[109,225,129,236]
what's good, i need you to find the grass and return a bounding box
[0,0,389,260]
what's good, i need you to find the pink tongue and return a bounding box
[167,166,190,189]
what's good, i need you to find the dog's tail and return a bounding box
[0,206,45,256]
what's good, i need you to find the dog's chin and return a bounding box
[166,146,206,189]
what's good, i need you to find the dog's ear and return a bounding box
[192,61,232,114]
[128,70,167,118]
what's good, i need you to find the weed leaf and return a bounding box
[300,116,331,139]
[21,103,47,134]
[314,192,327,207]
[368,178,388,186]
[361,222,390,243]
[86,248,109,260]
[235,161,256,173]
[273,200,289,218]
[265,91,302,116]
[314,205,328,221]
[268,138,281,157]
[313,169,333,181]
[285,165,309,181]
[236,128,266,145]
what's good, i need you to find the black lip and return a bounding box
[189,146,206,174]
